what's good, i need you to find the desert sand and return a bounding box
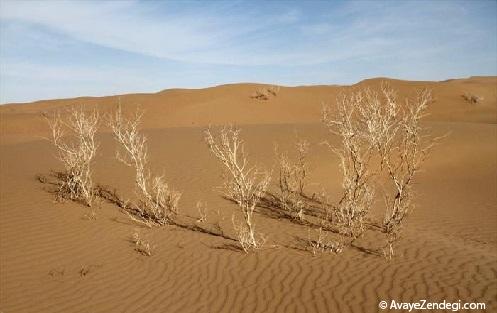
[0,77,496,312]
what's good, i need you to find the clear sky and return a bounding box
[0,0,496,104]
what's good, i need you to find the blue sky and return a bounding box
[0,0,496,104]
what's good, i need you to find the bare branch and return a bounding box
[322,85,444,258]
[109,104,181,226]
[204,125,271,252]
[43,107,99,206]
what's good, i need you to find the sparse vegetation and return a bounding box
[275,139,309,220]
[109,105,181,227]
[39,85,440,260]
[381,88,441,259]
[196,201,208,223]
[43,107,99,207]
[251,85,280,100]
[78,264,101,277]
[48,268,65,279]
[79,266,90,277]
[462,92,483,104]
[322,84,440,258]
[131,231,155,256]
[322,90,376,240]
[231,214,267,253]
[307,227,344,256]
[204,126,271,252]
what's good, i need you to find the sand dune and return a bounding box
[0,77,496,312]
[1,77,495,144]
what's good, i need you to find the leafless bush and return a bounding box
[109,105,181,226]
[462,92,483,104]
[131,231,155,256]
[323,84,440,258]
[43,107,99,207]
[204,126,271,252]
[276,140,309,220]
[381,89,441,259]
[322,91,376,239]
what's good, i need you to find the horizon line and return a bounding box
[2,74,494,106]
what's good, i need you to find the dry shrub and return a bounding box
[252,85,280,100]
[231,214,267,253]
[322,84,441,258]
[196,201,208,223]
[204,126,271,252]
[276,139,309,220]
[43,107,99,207]
[462,92,483,104]
[109,105,181,226]
[381,89,441,259]
[79,266,91,277]
[307,227,344,256]
[79,264,102,277]
[131,231,155,256]
[322,90,376,239]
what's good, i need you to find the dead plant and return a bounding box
[204,126,271,252]
[251,85,280,100]
[322,91,376,239]
[131,231,155,256]
[381,89,441,259]
[322,84,441,258]
[109,104,181,226]
[196,201,208,223]
[276,139,309,220]
[462,92,483,104]
[231,214,267,253]
[307,227,344,256]
[43,107,99,207]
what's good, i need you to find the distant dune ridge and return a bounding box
[0,76,496,312]
[1,77,496,144]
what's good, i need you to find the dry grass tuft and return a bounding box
[307,227,344,256]
[196,201,208,223]
[131,231,155,256]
